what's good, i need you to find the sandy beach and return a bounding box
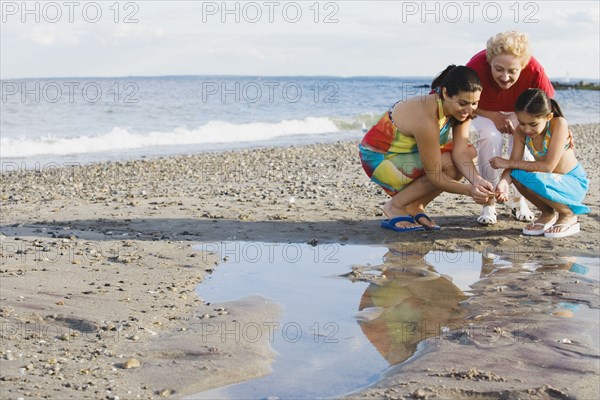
[1,124,598,399]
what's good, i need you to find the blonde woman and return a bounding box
[467,31,555,225]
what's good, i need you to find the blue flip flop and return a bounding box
[413,213,441,231]
[381,215,425,232]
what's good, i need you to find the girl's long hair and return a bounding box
[515,88,565,118]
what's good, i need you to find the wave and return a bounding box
[1,117,341,158]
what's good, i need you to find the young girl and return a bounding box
[359,65,494,232]
[490,89,590,238]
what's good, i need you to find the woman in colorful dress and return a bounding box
[359,65,494,232]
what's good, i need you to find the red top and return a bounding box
[466,49,555,111]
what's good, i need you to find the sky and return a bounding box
[1,0,599,79]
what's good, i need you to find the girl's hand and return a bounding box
[495,179,510,203]
[489,156,508,169]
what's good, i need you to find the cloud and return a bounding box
[1,1,597,79]
[22,24,82,46]
[29,25,56,46]
[112,24,166,38]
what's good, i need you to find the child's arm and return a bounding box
[490,118,570,173]
[489,126,528,170]
[495,169,512,203]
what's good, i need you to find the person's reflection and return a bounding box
[534,256,589,276]
[479,252,589,319]
[480,252,589,278]
[527,256,588,318]
[356,245,468,365]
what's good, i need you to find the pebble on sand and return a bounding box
[121,358,141,369]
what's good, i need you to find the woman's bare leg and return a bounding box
[384,152,459,229]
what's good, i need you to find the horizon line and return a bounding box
[1,73,598,82]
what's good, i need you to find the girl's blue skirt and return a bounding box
[511,164,590,215]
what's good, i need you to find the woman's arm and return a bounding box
[490,128,523,202]
[413,116,493,203]
[451,120,490,187]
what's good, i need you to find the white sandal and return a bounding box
[522,215,557,236]
[477,205,497,225]
[545,222,581,238]
[511,199,535,222]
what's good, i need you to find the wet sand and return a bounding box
[1,124,598,399]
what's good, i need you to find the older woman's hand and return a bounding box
[490,112,515,134]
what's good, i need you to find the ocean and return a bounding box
[1,76,599,167]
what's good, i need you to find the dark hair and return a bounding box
[431,65,483,96]
[515,88,564,118]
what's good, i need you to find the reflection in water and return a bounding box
[479,253,594,320]
[191,242,390,400]
[553,302,580,318]
[192,242,598,399]
[356,246,469,365]
[355,249,596,366]
[534,258,589,276]
[358,269,468,365]
[480,253,591,279]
